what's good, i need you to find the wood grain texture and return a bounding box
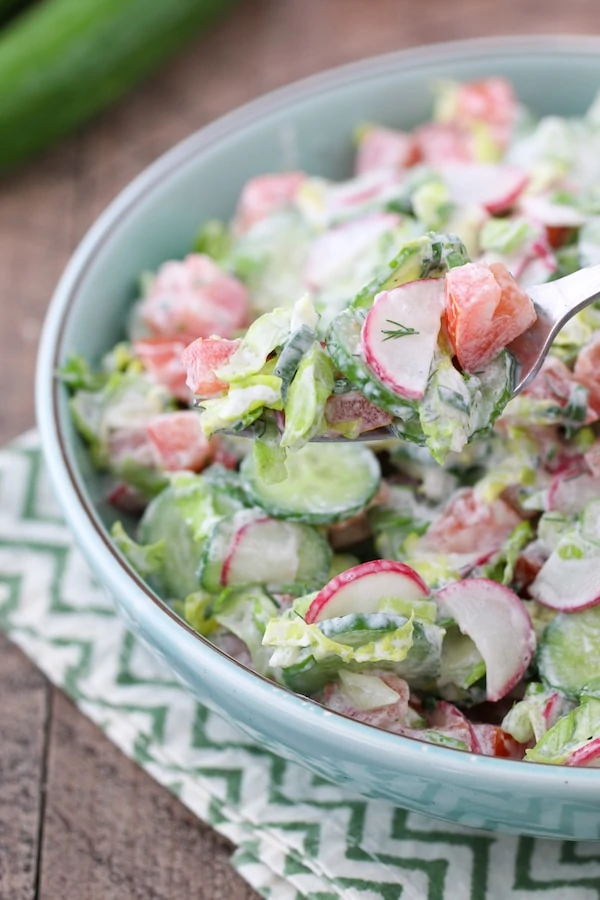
[1,0,600,896]
[0,635,48,900]
[38,692,255,900]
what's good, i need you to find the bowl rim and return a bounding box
[36,34,600,790]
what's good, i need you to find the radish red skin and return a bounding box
[435,578,535,702]
[566,738,600,767]
[305,559,428,625]
[221,516,271,586]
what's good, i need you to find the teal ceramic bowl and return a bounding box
[36,36,600,840]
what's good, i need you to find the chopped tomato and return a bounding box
[471,723,527,759]
[146,411,213,472]
[414,122,472,165]
[140,254,249,341]
[545,225,575,249]
[324,390,392,434]
[233,172,305,234]
[456,78,517,141]
[355,126,420,175]
[444,261,536,372]
[181,336,239,398]
[132,336,189,402]
[422,488,522,556]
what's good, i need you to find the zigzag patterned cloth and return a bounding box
[2,432,600,899]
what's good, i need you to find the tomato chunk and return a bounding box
[444,261,536,372]
[355,126,420,174]
[132,336,189,402]
[146,411,213,472]
[140,254,249,341]
[471,723,527,759]
[233,172,305,234]
[181,336,240,398]
[422,488,522,556]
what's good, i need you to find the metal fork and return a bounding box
[219,264,600,442]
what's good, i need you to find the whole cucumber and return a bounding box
[0,0,240,173]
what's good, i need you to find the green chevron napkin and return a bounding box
[2,432,600,900]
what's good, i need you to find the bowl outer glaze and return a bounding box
[36,36,600,839]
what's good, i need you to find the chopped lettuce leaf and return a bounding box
[213,586,280,675]
[192,219,231,263]
[525,695,600,765]
[183,590,219,636]
[281,342,335,450]
[216,307,291,382]
[110,520,165,578]
[252,413,288,485]
[199,375,282,437]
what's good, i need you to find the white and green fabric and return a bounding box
[2,431,600,900]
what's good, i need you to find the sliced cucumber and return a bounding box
[537,606,600,699]
[241,441,381,524]
[274,325,316,401]
[138,488,205,599]
[198,508,332,595]
[319,612,411,647]
[350,232,469,311]
[326,307,418,419]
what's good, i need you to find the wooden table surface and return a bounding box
[1,0,599,896]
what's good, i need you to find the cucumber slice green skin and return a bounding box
[326,307,418,419]
[138,489,204,600]
[240,441,381,525]
[537,606,600,699]
[281,620,443,696]
[274,326,316,402]
[198,510,332,596]
[0,0,239,172]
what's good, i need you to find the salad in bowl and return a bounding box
[59,74,600,769]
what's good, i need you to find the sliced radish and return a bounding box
[435,579,535,702]
[355,127,420,175]
[304,213,400,291]
[305,560,428,625]
[528,552,600,612]
[425,701,476,751]
[548,468,600,516]
[440,163,527,214]
[520,194,587,228]
[566,738,600,767]
[361,279,444,400]
[222,516,299,587]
